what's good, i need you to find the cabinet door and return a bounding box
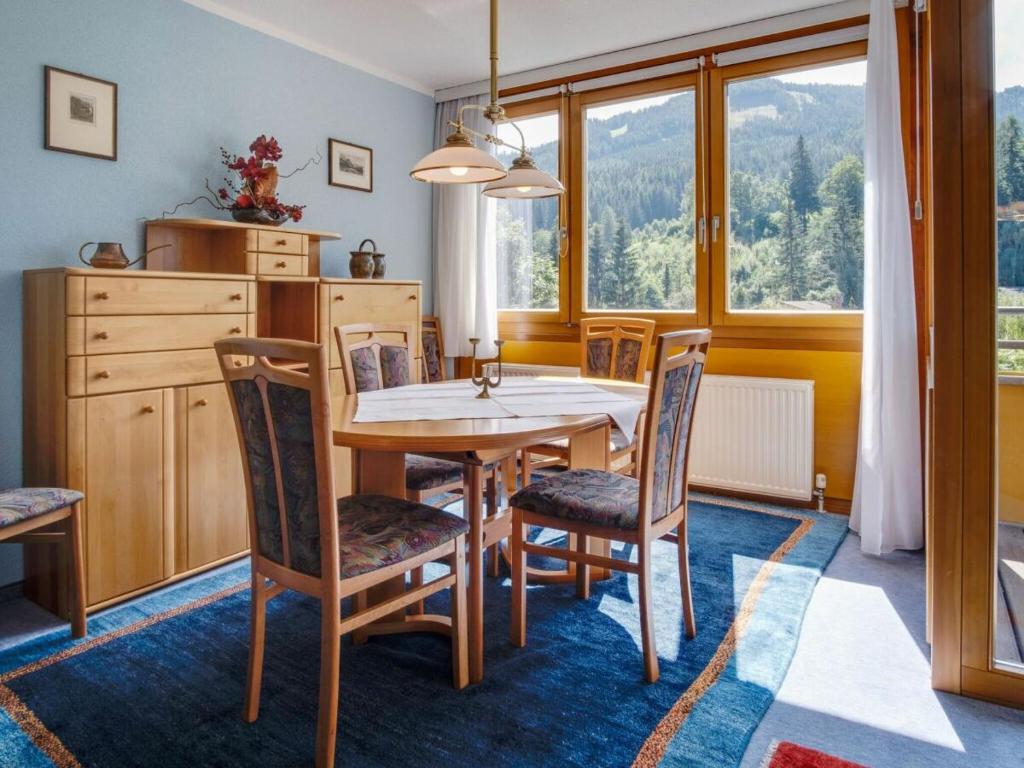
[184,383,248,569]
[85,389,171,604]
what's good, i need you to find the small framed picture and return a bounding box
[45,66,117,161]
[328,138,373,192]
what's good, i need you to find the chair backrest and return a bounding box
[579,317,656,383]
[421,315,446,383]
[215,338,339,586]
[334,322,417,395]
[637,329,711,532]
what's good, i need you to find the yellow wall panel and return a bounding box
[998,383,1024,525]
[503,340,862,504]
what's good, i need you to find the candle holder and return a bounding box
[469,337,504,399]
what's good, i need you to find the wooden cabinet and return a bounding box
[179,383,248,570]
[80,389,172,604]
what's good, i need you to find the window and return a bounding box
[724,59,867,313]
[495,110,562,312]
[582,87,697,312]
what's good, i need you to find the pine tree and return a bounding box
[588,224,605,307]
[788,135,819,228]
[997,116,1024,206]
[819,155,865,308]
[611,219,636,307]
[775,199,808,303]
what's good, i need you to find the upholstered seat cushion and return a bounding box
[0,488,83,528]
[509,469,640,530]
[405,455,465,491]
[538,427,635,455]
[338,494,469,578]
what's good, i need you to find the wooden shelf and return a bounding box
[145,217,340,240]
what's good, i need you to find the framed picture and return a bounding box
[45,66,117,161]
[328,138,373,192]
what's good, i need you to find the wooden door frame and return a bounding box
[929,0,1024,707]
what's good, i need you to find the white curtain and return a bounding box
[850,0,923,554]
[432,95,499,359]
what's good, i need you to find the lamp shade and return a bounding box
[482,154,564,198]
[410,129,507,184]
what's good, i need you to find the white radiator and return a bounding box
[689,375,815,501]
[482,362,580,378]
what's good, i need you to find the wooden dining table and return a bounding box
[332,378,648,684]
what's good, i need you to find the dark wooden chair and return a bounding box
[216,337,468,768]
[0,488,86,638]
[522,316,656,483]
[508,328,710,683]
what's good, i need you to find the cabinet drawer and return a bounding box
[69,314,252,355]
[75,276,251,315]
[68,349,244,396]
[256,253,305,276]
[327,284,420,367]
[256,230,307,255]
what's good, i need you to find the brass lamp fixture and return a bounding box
[410,0,564,199]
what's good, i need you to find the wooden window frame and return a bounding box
[708,40,869,334]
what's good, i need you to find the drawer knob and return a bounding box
[94,331,109,340]
[275,239,287,246]
[141,405,155,414]
[230,326,242,334]
[230,293,243,301]
[234,360,243,367]
[275,261,287,268]
[95,292,109,300]
[96,370,110,379]
[335,294,345,301]
[196,398,209,407]
[408,294,416,301]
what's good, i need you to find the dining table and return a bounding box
[332,377,649,684]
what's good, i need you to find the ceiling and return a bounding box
[183,0,852,95]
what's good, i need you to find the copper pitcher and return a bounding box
[77,242,170,269]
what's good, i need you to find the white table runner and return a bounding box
[352,377,644,436]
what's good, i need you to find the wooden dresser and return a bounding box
[23,218,421,613]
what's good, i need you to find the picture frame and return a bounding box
[45,66,118,161]
[328,138,373,192]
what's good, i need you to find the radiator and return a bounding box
[689,375,815,501]
[482,362,580,377]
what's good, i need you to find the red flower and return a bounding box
[250,135,283,163]
[234,194,254,209]
[217,188,229,200]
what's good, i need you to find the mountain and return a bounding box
[998,85,1024,123]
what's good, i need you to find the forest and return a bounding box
[996,88,1024,372]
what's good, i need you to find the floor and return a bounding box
[741,535,1024,768]
[2,537,1023,767]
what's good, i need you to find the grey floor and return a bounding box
[2,539,1024,767]
[740,535,1024,767]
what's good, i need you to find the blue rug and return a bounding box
[0,495,846,767]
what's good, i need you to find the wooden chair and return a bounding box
[421,315,446,383]
[509,328,711,683]
[216,338,468,768]
[522,317,656,484]
[0,488,86,638]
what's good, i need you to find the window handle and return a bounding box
[711,215,721,244]
[698,217,706,250]
[559,227,568,259]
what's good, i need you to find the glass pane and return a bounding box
[726,60,867,312]
[583,89,697,311]
[495,112,560,311]
[994,0,1024,671]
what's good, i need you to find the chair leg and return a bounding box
[352,591,368,645]
[486,472,500,578]
[638,542,659,683]
[409,568,426,615]
[510,507,527,647]
[519,449,531,490]
[450,537,469,689]
[678,519,697,640]
[314,595,342,768]
[243,572,268,723]
[575,533,590,600]
[68,502,87,639]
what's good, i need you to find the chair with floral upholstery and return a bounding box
[0,488,86,638]
[508,328,710,683]
[421,315,446,383]
[521,316,656,484]
[216,337,468,768]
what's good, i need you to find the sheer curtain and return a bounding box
[432,95,498,359]
[850,0,923,554]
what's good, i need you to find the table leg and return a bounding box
[464,463,485,684]
[568,425,613,581]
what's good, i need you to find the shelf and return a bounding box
[145,217,340,240]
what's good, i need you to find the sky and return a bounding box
[996,0,1024,91]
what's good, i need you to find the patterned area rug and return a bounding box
[0,495,847,767]
[762,740,868,767]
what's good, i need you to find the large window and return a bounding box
[495,110,561,311]
[582,87,697,312]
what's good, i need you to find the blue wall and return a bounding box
[0,0,435,584]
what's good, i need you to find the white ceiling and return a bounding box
[183,0,854,95]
